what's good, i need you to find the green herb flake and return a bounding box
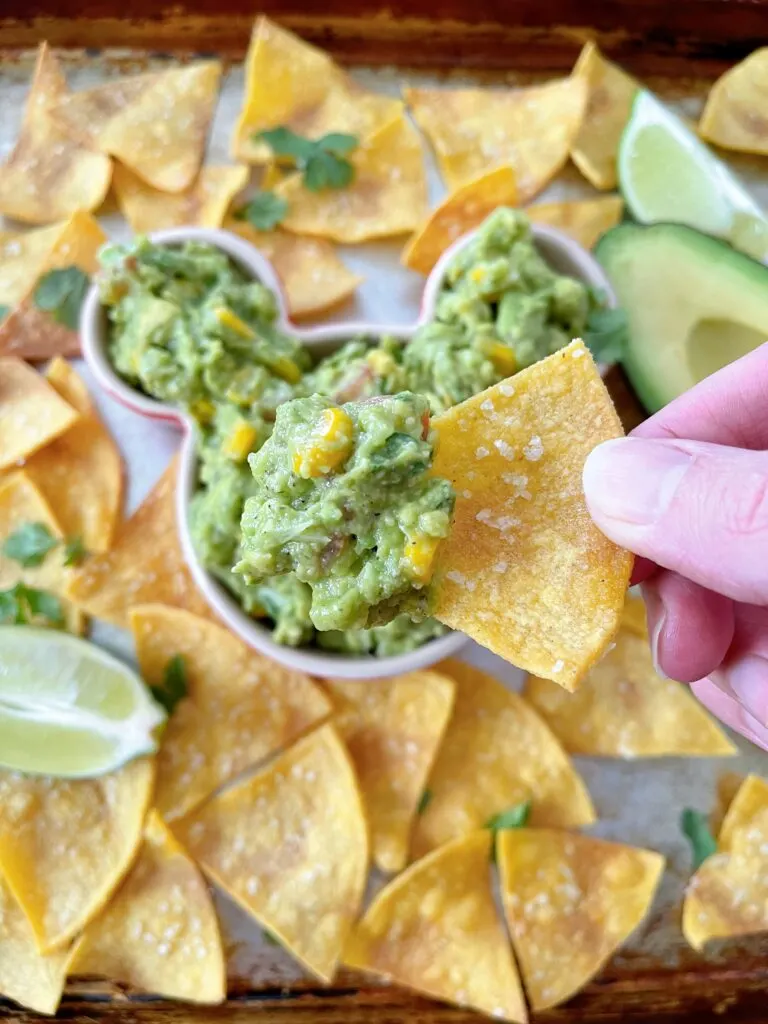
[256,127,359,193]
[63,536,87,567]
[0,583,64,627]
[417,789,433,815]
[33,266,91,330]
[584,306,629,364]
[2,522,58,568]
[681,808,717,870]
[235,191,289,231]
[150,654,189,716]
[485,800,532,834]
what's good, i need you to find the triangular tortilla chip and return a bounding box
[344,830,527,1022]
[276,115,428,242]
[69,811,225,1003]
[20,358,122,553]
[711,771,746,837]
[231,16,402,164]
[699,49,768,155]
[131,604,331,821]
[174,723,368,982]
[66,458,212,627]
[113,162,249,232]
[0,44,111,225]
[227,218,362,318]
[406,78,587,201]
[570,42,638,190]
[325,671,455,873]
[498,828,664,1010]
[412,660,594,860]
[0,358,78,470]
[526,195,624,250]
[0,758,154,953]
[620,591,648,636]
[683,774,768,950]
[51,62,221,192]
[432,341,632,688]
[401,166,519,275]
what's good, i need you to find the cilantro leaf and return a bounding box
[2,522,58,568]
[681,808,717,870]
[257,126,316,163]
[304,149,354,191]
[150,654,188,715]
[317,132,358,156]
[584,306,629,364]
[417,789,433,815]
[63,536,87,567]
[262,928,280,947]
[256,125,358,192]
[0,586,22,624]
[235,191,289,231]
[0,583,64,627]
[33,266,91,330]
[485,800,532,834]
[0,304,9,321]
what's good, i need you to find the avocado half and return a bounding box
[595,222,768,412]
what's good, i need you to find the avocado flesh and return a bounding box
[595,222,768,412]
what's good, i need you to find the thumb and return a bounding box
[583,437,768,605]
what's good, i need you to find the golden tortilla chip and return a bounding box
[401,167,519,275]
[0,358,78,470]
[683,774,768,950]
[66,458,212,627]
[69,811,225,1003]
[699,49,768,155]
[498,829,664,1010]
[406,78,587,202]
[432,341,632,688]
[174,723,368,982]
[0,758,154,953]
[232,16,402,164]
[276,115,428,243]
[20,358,122,553]
[524,630,736,758]
[131,604,331,821]
[570,42,638,190]
[412,660,594,860]
[325,671,455,873]
[227,218,362,318]
[526,195,624,250]
[51,62,221,192]
[711,772,746,837]
[344,830,527,1022]
[113,162,249,232]
[621,591,648,636]
[0,44,111,225]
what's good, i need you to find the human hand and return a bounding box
[582,342,768,749]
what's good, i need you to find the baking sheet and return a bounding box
[1,49,766,990]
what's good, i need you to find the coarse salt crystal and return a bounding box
[523,435,544,461]
[446,570,476,592]
[493,439,514,460]
[475,446,490,459]
[552,659,564,674]
[499,383,515,396]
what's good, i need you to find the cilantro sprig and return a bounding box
[33,266,90,330]
[417,789,433,815]
[2,522,58,568]
[485,800,532,834]
[256,127,358,192]
[150,654,188,716]
[0,583,64,627]
[234,191,288,231]
[681,808,717,870]
[63,536,87,567]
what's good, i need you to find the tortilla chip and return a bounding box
[406,78,587,202]
[69,810,224,1003]
[699,49,768,155]
[114,163,249,232]
[524,630,736,758]
[0,758,154,953]
[498,829,664,1010]
[621,591,648,636]
[0,359,78,470]
[570,42,639,190]
[66,458,212,627]
[325,671,455,873]
[711,772,746,837]
[232,16,402,164]
[174,723,368,982]
[276,115,428,243]
[432,341,632,688]
[412,660,594,860]
[131,604,331,821]
[51,62,221,192]
[344,830,527,1022]
[401,167,519,275]
[683,774,768,950]
[226,218,362,318]
[526,195,624,250]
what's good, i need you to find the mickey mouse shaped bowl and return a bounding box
[81,223,616,680]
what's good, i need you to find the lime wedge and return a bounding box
[618,90,768,255]
[0,626,165,778]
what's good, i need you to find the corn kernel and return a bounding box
[292,407,354,478]
[223,419,258,461]
[367,349,395,375]
[214,307,254,339]
[477,337,517,375]
[272,355,302,385]
[403,535,441,583]
[470,266,487,284]
[190,399,216,425]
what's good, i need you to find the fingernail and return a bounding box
[640,583,668,679]
[718,655,768,726]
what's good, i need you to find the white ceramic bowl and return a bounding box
[81,223,616,679]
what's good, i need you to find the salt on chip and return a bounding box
[276,115,428,243]
[174,723,368,983]
[683,774,768,950]
[69,810,225,1003]
[526,195,624,250]
[66,458,212,627]
[344,830,527,1023]
[498,828,664,1010]
[0,758,154,953]
[131,604,331,821]
[51,62,221,192]
[432,340,632,687]
[401,166,519,275]
[406,78,587,202]
[0,44,111,225]
[699,49,768,155]
[113,162,249,232]
[570,42,638,190]
[227,218,363,319]
[0,358,78,470]
[412,659,594,860]
[231,16,402,164]
[325,671,455,873]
